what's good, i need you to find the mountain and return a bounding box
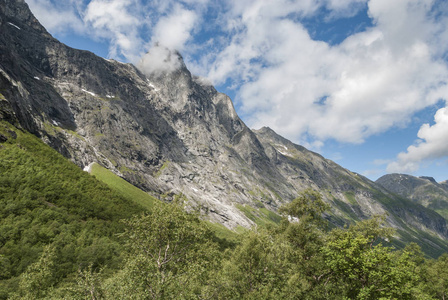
[377,174,448,219]
[2,0,448,254]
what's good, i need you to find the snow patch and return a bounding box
[275,144,288,150]
[147,81,159,91]
[7,22,21,30]
[51,120,59,126]
[34,76,40,80]
[191,187,199,193]
[275,144,292,157]
[81,89,96,96]
[83,162,95,173]
[106,95,114,98]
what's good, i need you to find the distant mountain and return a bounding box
[2,0,448,255]
[377,174,448,219]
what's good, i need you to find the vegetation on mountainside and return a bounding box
[2,122,448,299]
[0,122,146,299]
[236,203,282,227]
[89,163,158,210]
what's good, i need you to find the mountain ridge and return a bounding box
[377,173,448,220]
[2,0,448,253]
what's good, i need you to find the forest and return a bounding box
[1,121,448,299]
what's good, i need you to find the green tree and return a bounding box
[73,264,105,300]
[279,189,330,226]
[322,215,422,299]
[424,253,448,299]
[104,202,220,299]
[214,229,292,299]
[9,245,57,299]
[278,189,332,298]
[214,189,331,299]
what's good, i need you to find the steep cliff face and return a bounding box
[1,0,448,249]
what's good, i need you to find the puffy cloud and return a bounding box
[200,0,448,149]
[387,105,448,173]
[138,45,183,75]
[84,0,143,61]
[26,0,202,63]
[25,0,144,61]
[325,0,369,18]
[151,5,197,51]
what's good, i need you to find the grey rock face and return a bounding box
[1,0,448,247]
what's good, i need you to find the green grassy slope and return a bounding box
[90,163,158,211]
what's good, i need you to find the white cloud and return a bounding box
[199,0,448,148]
[387,105,448,173]
[84,0,144,62]
[26,0,145,62]
[26,0,204,68]
[151,5,197,51]
[138,45,183,75]
[325,0,368,18]
[26,0,85,34]
[84,0,139,31]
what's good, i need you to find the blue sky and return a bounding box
[25,0,448,183]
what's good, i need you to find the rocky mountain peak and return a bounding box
[420,176,437,184]
[377,174,424,193]
[0,0,51,36]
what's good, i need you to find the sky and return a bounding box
[25,0,448,183]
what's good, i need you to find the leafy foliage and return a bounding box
[322,216,419,299]
[104,202,220,299]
